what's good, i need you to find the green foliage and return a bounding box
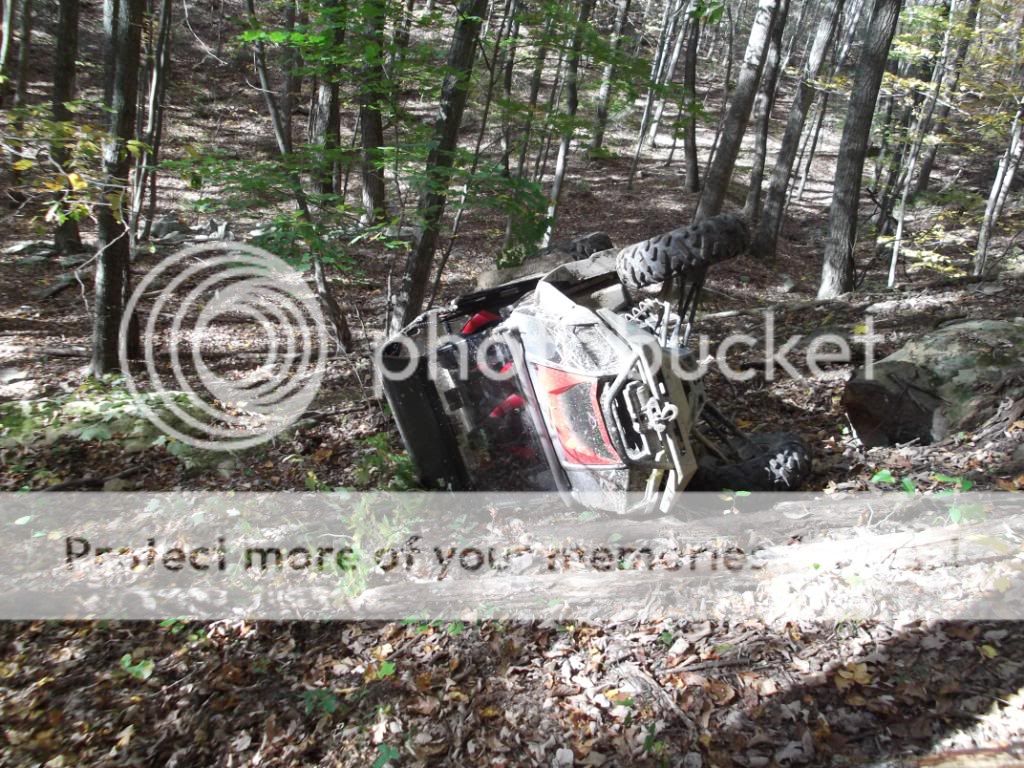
[372,744,401,768]
[0,101,111,229]
[0,379,196,450]
[352,433,417,489]
[119,654,155,681]
[302,688,340,716]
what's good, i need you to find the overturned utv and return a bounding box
[380,214,811,512]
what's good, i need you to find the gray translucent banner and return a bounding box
[1,492,1021,623]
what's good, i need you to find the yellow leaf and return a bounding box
[43,179,65,192]
[67,172,87,191]
[480,706,501,719]
[13,158,33,172]
[980,644,999,659]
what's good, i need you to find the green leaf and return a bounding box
[377,660,396,678]
[870,469,896,484]
[120,654,154,681]
[901,477,916,495]
[372,744,401,768]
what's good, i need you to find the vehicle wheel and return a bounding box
[688,432,811,492]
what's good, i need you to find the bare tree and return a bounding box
[393,0,488,331]
[818,0,903,299]
[752,0,845,258]
[696,0,781,220]
[92,0,144,375]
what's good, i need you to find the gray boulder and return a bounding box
[844,319,1024,447]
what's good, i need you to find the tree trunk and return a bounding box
[650,0,689,147]
[913,0,981,197]
[503,15,551,250]
[280,0,300,153]
[130,0,172,241]
[11,0,28,109]
[888,1,954,286]
[540,0,594,247]
[246,0,353,351]
[52,0,83,253]
[92,0,144,375]
[704,4,735,176]
[628,0,680,189]
[752,0,845,258]
[429,0,514,304]
[308,0,346,197]
[975,103,1024,276]
[743,0,788,223]
[590,0,631,153]
[358,0,387,223]
[499,11,519,175]
[818,0,903,299]
[391,0,416,68]
[0,0,15,106]
[393,0,488,332]
[696,0,780,220]
[682,10,701,192]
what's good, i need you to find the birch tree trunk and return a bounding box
[818,0,903,299]
[393,0,488,331]
[92,0,144,375]
[752,0,845,258]
[696,0,781,220]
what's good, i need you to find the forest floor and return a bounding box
[3,2,1024,766]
